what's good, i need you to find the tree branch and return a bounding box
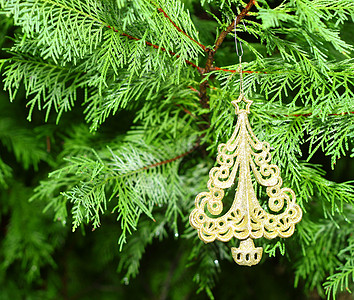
[142,139,200,170]
[199,0,256,109]
[107,26,203,73]
[120,31,261,75]
[157,8,207,52]
[213,0,256,54]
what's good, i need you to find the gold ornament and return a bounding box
[189,93,303,266]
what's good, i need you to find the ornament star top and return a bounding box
[231,93,253,114]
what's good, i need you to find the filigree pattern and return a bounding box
[189,94,302,266]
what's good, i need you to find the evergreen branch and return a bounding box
[105,138,201,180]
[199,0,256,109]
[2,53,88,122]
[214,0,256,54]
[40,0,102,25]
[117,217,168,280]
[142,140,200,170]
[84,72,199,131]
[294,207,354,297]
[157,7,207,51]
[0,115,50,170]
[324,234,354,299]
[325,265,354,299]
[107,26,203,73]
[33,132,198,248]
[213,57,354,112]
[2,0,204,79]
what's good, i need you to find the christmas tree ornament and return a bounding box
[189,21,302,266]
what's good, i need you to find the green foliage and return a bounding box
[2,52,88,122]
[294,206,354,298]
[1,0,203,129]
[0,106,51,168]
[34,129,195,248]
[1,183,59,282]
[0,0,354,299]
[324,235,354,299]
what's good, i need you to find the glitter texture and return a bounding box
[189,94,302,266]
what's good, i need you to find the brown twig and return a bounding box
[123,30,262,75]
[215,1,256,54]
[142,140,200,170]
[105,25,353,122]
[108,26,263,75]
[199,0,256,109]
[188,85,200,94]
[175,103,196,118]
[107,26,203,73]
[157,8,207,52]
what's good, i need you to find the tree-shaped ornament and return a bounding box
[189,54,302,266]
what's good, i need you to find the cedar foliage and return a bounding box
[0,0,354,299]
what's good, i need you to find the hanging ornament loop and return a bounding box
[234,19,246,59]
[234,19,246,95]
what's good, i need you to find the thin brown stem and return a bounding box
[175,103,196,118]
[199,0,256,110]
[214,0,256,54]
[142,140,200,170]
[157,8,207,51]
[99,24,354,122]
[107,26,204,73]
